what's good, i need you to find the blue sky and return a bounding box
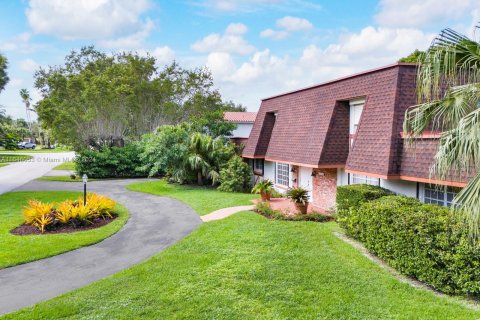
[0,0,478,119]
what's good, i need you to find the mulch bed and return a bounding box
[10,214,118,236]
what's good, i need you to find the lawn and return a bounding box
[52,161,75,170]
[0,154,33,163]
[127,179,259,215]
[0,146,72,153]
[5,212,478,319]
[0,191,128,269]
[0,163,8,168]
[36,176,98,182]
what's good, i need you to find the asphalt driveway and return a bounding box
[0,179,202,315]
[0,152,75,195]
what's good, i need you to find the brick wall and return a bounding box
[311,168,337,212]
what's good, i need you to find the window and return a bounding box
[254,159,264,175]
[351,174,379,186]
[424,184,461,207]
[276,162,289,186]
[349,99,365,135]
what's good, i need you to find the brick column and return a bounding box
[312,168,337,212]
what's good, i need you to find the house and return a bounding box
[223,111,257,146]
[243,63,473,212]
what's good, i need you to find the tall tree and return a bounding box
[35,46,238,149]
[403,25,480,240]
[0,53,8,94]
[19,89,33,134]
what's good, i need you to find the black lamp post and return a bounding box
[82,174,88,205]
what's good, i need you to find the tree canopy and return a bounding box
[35,46,243,149]
[0,53,8,94]
[398,49,425,63]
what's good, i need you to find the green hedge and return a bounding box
[338,195,480,296]
[336,184,393,211]
[75,145,146,178]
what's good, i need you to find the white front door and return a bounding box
[298,167,313,200]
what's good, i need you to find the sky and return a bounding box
[0,0,478,119]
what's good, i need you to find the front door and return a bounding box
[298,167,313,200]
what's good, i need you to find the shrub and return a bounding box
[218,156,252,192]
[286,187,309,205]
[22,200,54,225]
[75,144,146,178]
[340,195,480,296]
[255,201,331,222]
[336,184,392,212]
[21,194,117,232]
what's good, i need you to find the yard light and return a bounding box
[82,174,88,206]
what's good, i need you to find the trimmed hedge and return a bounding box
[338,194,480,296]
[336,184,392,211]
[75,144,146,178]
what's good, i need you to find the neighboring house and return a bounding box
[243,63,473,212]
[224,112,257,145]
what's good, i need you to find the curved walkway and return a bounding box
[201,205,254,222]
[0,179,202,316]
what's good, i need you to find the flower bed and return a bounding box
[12,193,117,235]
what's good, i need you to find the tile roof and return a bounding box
[224,112,257,123]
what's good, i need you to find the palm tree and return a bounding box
[187,132,220,186]
[403,24,480,240]
[19,89,33,135]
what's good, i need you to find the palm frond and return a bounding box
[453,173,480,241]
[417,28,480,102]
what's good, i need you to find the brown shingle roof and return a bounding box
[243,63,418,175]
[224,112,257,123]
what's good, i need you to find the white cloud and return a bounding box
[260,16,313,40]
[260,28,289,40]
[206,52,236,78]
[152,46,176,65]
[196,0,321,13]
[225,23,248,35]
[276,16,313,31]
[375,0,476,28]
[26,0,153,41]
[191,24,255,55]
[99,19,154,48]
[9,78,24,89]
[209,25,437,110]
[0,32,42,53]
[19,59,40,73]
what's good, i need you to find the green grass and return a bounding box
[0,146,72,153]
[52,161,75,170]
[36,176,98,182]
[0,191,128,269]
[127,179,258,215]
[0,154,33,163]
[0,163,8,168]
[5,213,478,319]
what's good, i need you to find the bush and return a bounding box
[255,201,331,222]
[22,194,116,233]
[339,195,480,296]
[336,184,392,211]
[75,144,146,178]
[217,156,252,192]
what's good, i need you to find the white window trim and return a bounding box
[275,162,289,187]
[421,183,460,207]
[350,173,380,186]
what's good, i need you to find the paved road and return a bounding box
[0,179,202,316]
[0,152,75,195]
